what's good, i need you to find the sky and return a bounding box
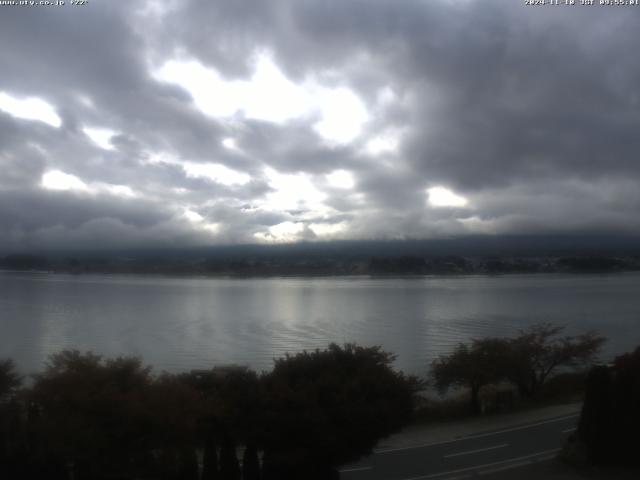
[1,0,640,250]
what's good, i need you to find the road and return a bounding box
[339,413,579,480]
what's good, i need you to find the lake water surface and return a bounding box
[2,271,640,376]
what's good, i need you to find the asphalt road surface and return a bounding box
[339,413,579,480]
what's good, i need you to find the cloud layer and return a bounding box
[1,1,639,250]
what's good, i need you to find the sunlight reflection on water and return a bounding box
[2,272,639,376]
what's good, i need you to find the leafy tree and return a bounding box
[144,372,202,449]
[577,365,613,464]
[0,361,21,479]
[507,323,605,398]
[577,346,640,466]
[28,350,155,478]
[157,448,180,480]
[177,447,199,480]
[180,366,262,444]
[202,437,220,480]
[0,359,22,473]
[431,338,511,413]
[261,343,420,477]
[432,324,605,411]
[219,436,241,480]
[0,359,21,400]
[242,443,260,480]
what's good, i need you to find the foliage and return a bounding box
[0,359,21,400]
[179,366,262,443]
[3,344,418,479]
[242,443,260,480]
[577,346,640,466]
[506,323,605,397]
[219,436,241,480]
[144,372,202,449]
[431,338,511,413]
[28,351,155,476]
[261,343,420,473]
[431,324,605,413]
[577,365,613,464]
[202,438,220,480]
[177,447,199,480]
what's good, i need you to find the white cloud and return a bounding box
[137,0,181,19]
[222,138,239,150]
[99,184,136,198]
[309,221,347,237]
[41,170,138,199]
[0,92,62,128]
[427,186,469,208]
[364,130,402,156]
[182,208,219,235]
[153,53,369,144]
[312,87,368,144]
[457,215,497,234]
[254,221,306,243]
[326,170,355,189]
[41,170,89,192]
[183,162,250,186]
[262,167,326,211]
[83,127,117,150]
[183,209,203,223]
[146,151,250,186]
[153,55,308,121]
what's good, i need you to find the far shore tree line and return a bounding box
[1,323,635,479]
[3,252,640,276]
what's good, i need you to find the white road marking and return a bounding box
[443,443,508,459]
[562,427,576,433]
[398,448,561,480]
[376,414,579,454]
[338,466,372,473]
[478,453,559,476]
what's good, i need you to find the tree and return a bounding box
[242,443,260,480]
[577,365,613,464]
[431,324,605,412]
[507,323,605,398]
[219,436,240,480]
[177,447,199,480]
[202,437,220,480]
[180,366,262,445]
[431,338,511,413]
[0,359,23,478]
[261,343,420,477]
[577,346,640,466]
[28,351,156,479]
[0,359,21,400]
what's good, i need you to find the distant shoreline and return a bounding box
[2,263,640,280]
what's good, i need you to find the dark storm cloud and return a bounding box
[398,3,640,189]
[1,0,640,249]
[0,189,170,232]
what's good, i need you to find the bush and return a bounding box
[0,344,419,479]
[577,347,640,466]
[262,343,420,472]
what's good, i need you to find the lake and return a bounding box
[2,271,639,376]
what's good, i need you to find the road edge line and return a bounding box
[376,413,579,454]
[397,448,561,480]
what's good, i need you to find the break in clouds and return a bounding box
[1,0,640,250]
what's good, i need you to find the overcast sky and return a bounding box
[1,0,640,250]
